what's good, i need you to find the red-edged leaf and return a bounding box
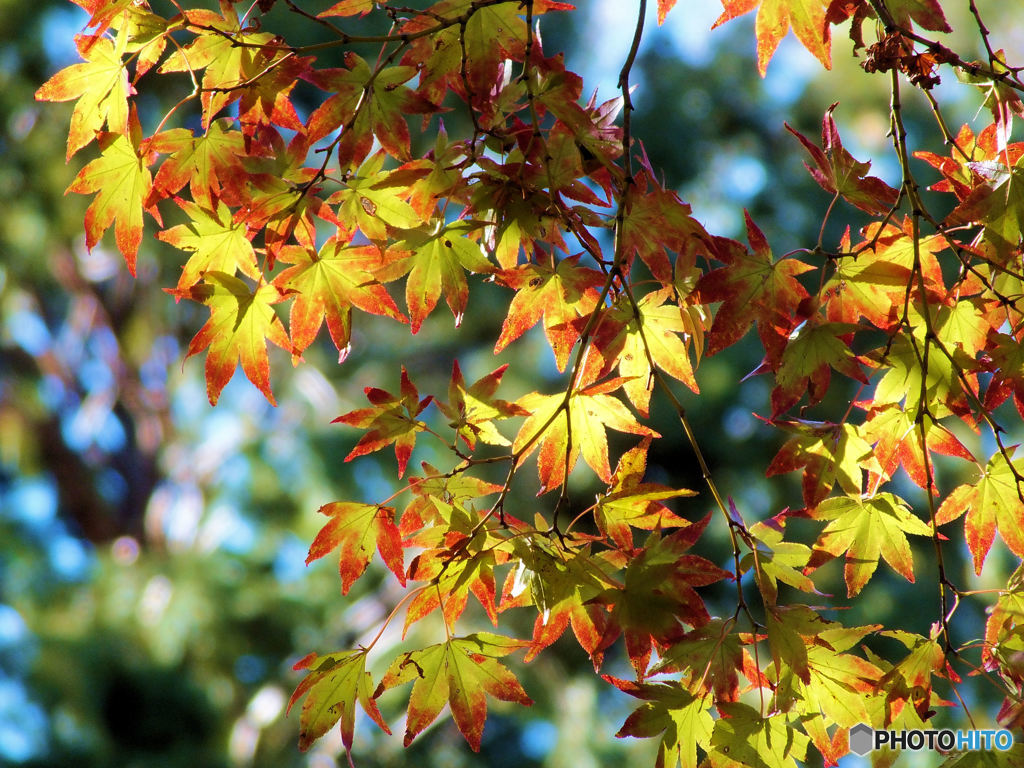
[657,0,678,24]
[598,517,731,678]
[35,32,130,160]
[333,367,432,477]
[771,319,866,416]
[514,378,658,492]
[273,235,407,358]
[171,271,293,405]
[805,492,934,597]
[786,104,899,216]
[494,255,604,371]
[306,502,405,594]
[390,222,494,333]
[713,0,832,76]
[157,197,260,291]
[319,0,374,17]
[148,121,249,209]
[376,634,532,751]
[697,212,812,360]
[65,107,159,274]
[862,406,974,493]
[935,449,1024,575]
[437,361,529,450]
[595,438,695,550]
[288,648,390,754]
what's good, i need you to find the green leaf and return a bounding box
[806,492,934,596]
[171,271,293,405]
[707,702,809,768]
[605,676,714,768]
[935,449,1024,574]
[376,634,532,751]
[289,649,390,754]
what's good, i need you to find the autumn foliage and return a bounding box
[37,0,1024,765]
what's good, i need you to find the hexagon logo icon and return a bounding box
[849,723,874,756]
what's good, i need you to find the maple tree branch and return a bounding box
[888,69,957,651]
[867,0,1024,94]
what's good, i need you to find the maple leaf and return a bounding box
[389,222,495,333]
[786,104,899,216]
[328,152,424,243]
[319,0,374,17]
[514,377,658,492]
[235,55,312,138]
[983,566,1024,671]
[985,332,1024,419]
[935,449,1024,575]
[597,516,731,677]
[706,703,809,768]
[35,31,130,161]
[821,235,912,330]
[771,319,867,417]
[158,3,276,127]
[872,308,979,421]
[696,212,813,362]
[501,542,613,664]
[804,492,934,597]
[70,0,136,35]
[592,288,703,417]
[236,131,340,262]
[397,124,468,220]
[398,0,529,103]
[113,4,170,79]
[157,198,260,291]
[764,604,838,685]
[172,271,293,406]
[862,405,973,493]
[956,50,1024,154]
[305,502,405,595]
[288,648,390,758]
[437,361,529,450]
[148,121,249,209]
[876,628,955,726]
[657,0,679,25]
[766,419,882,507]
[742,510,817,605]
[306,54,438,163]
[403,516,513,630]
[837,221,944,298]
[950,154,1024,259]
[770,622,882,761]
[713,0,832,77]
[333,367,432,478]
[651,618,766,703]
[604,676,714,768]
[400,465,503,536]
[494,255,604,372]
[594,438,695,550]
[273,234,407,358]
[376,633,532,751]
[618,168,711,283]
[65,107,159,274]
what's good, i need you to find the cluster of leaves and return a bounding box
[38,0,1024,766]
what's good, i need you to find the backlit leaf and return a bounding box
[172,271,293,405]
[376,634,532,751]
[935,450,1024,574]
[306,502,404,595]
[805,492,934,596]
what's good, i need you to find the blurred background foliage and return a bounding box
[1,1,1023,766]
